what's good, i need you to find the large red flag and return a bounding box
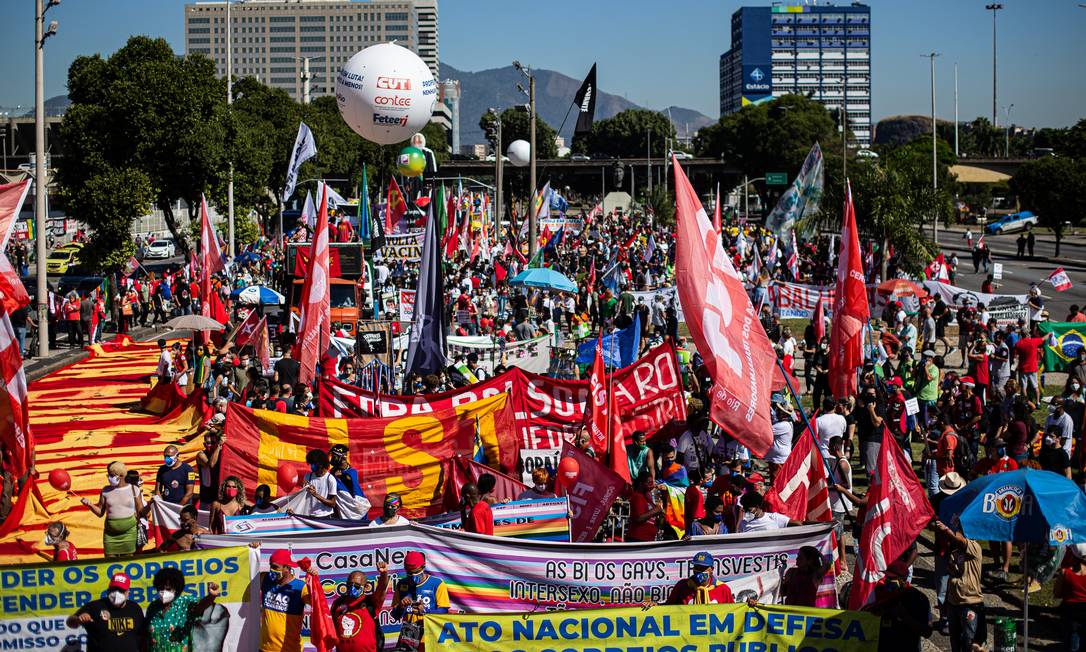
[0,312,32,479]
[587,258,597,289]
[198,195,225,319]
[557,441,625,543]
[763,425,830,523]
[230,309,261,348]
[298,558,337,652]
[0,181,32,315]
[583,333,609,456]
[848,428,934,609]
[606,387,630,485]
[828,181,869,399]
[672,157,777,456]
[252,316,272,375]
[294,186,331,384]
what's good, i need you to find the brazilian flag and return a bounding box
[1038,321,1086,371]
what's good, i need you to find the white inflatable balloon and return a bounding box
[335,43,437,145]
[507,139,531,167]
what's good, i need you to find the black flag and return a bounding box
[403,201,447,378]
[573,63,597,137]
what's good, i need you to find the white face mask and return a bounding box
[107,475,121,487]
[108,591,126,607]
[158,590,176,605]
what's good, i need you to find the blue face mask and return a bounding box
[694,571,710,584]
[713,512,724,524]
[164,456,176,466]
[997,447,1007,458]
[310,464,321,474]
[347,585,364,598]
[267,570,280,583]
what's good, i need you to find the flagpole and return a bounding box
[774,357,835,480]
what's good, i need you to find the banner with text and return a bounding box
[383,231,425,262]
[198,522,837,646]
[0,546,259,652]
[769,281,835,319]
[631,287,685,322]
[426,603,880,652]
[418,497,570,541]
[398,289,416,322]
[319,342,687,449]
[922,280,1028,325]
[221,394,518,517]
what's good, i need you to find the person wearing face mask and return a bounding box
[811,335,831,410]
[42,520,77,561]
[67,572,144,652]
[209,475,250,534]
[329,444,372,520]
[687,496,727,537]
[737,491,804,533]
[391,551,449,652]
[625,430,656,485]
[244,484,277,515]
[369,493,411,526]
[659,551,734,605]
[259,548,313,652]
[331,562,390,652]
[156,445,195,506]
[196,418,225,508]
[82,461,145,557]
[517,468,556,501]
[683,468,715,534]
[294,449,338,518]
[160,504,208,552]
[460,482,494,536]
[144,567,220,652]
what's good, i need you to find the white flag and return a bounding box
[301,190,316,229]
[282,122,317,202]
[319,181,349,210]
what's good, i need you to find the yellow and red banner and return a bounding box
[220,392,519,517]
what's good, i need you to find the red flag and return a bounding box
[673,157,777,456]
[587,259,596,289]
[607,387,630,485]
[924,253,950,282]
[294,186,331,384]
[763,426,831,523]
[386,178,407,233]
[298,558,337,652]
[1048,267,1073,292]
[0,254,29,315]
[813,296,826,342]
[253,317,272,374]
[828,181,869,400]
[294,247,342,278]
[443,455,529,511]
[231,309,260,347]
[848,427,934,609]
[557,441,625,543]
[0,312,32,478]
[198,195,225,319]
[583,333,609,456]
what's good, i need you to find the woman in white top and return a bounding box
[293,450,338,518]
[81,461,145,557]
[368,493,411,527]
[766,396,795,481]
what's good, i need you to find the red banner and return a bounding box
[319,342,687,449]
[220,393,518,518]
[558,441,625,543]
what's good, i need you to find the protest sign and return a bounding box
[220,393,519,517]
[425,603,880,652]
[0,547,259,652]
[447,334,551,374]
[922,280,1028,326]
[540,216,585,234]
[383,231,424,262]
[993,262,1003,280]
[398,289,416,322]
[418,497,570,541]
[198,522,837,646]
[319,342,687,449]
[768,281,835,319]
[520,448,561,484]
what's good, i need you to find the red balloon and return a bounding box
[277,465,299,492]
[48,469,71,492]
[557,456,580,484]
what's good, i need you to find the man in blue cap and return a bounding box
[661,552,735,605]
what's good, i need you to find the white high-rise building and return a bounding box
[184,0,440,102]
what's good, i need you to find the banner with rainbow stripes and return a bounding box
[198,521,836,646]
[418,497,570,541]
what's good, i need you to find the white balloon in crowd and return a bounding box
[506,139,531,167]
[335,43,437,145]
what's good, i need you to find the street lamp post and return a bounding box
[225,0,238,258]
[925,52,941,245]
[1004,104,1014,158]
[489,108,503,232]
[35,0,59,359]
[986,3,1003,126]
[513,61,537,257]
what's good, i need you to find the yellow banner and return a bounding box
[0,546,252,618]
[425,603,880,652]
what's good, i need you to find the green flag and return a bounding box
[436,184,447,235]
[358,164,370,241]
[1038,321,1083,371]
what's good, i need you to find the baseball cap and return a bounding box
[748,472,766,484]
[922,349,936,358]
[887,377,904,388]
[108,573,131,591]
[960,376,975,387]
[404,551,425,569]
[269,549,298,569]
[691,551,714,569]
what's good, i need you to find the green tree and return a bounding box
[577,109,675,158]
[57,36,231,264]
[1064,119,1086,160]
[478,109,558,159]
[1010,156,1086,256]
[66,168,156,271]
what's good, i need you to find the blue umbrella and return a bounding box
[938,468,1086,545]
[229,285,285,305]
[234,251,264,264]
[939,468,1086,652]
[508,268,577,293]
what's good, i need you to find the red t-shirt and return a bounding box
[627,491,659,542]
[665,580,734,605]
[469,501,494,536]
[1061,568,1086,604]
[684,486,705,533]
[1015,337,1046,373]
[974,456,1018,476]
[54,544,78,562]
[972,353,990,386]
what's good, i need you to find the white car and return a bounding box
[670,150,693,160]
[143,239,176,259]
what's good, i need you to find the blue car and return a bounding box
[984,211,1039,235]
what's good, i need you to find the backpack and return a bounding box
[952,434,976,476]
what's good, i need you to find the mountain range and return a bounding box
[440,63,715,149]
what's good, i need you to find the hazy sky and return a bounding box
[2,0,1084,128]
